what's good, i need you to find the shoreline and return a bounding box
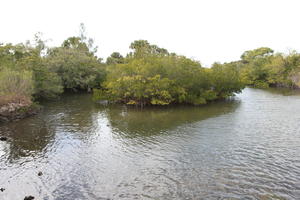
[0,102,41,123]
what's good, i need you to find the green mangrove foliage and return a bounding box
[3,24,300,110]
[46,44,105,92]
[93,40,244,106]
[0,24,106,106]
[239,47,300,88]
[106,52,125,65]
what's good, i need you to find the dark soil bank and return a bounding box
[0,103,41,123]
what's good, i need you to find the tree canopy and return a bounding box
[3,25,300,109]
[239,47,300,88]
[0,24,105,104]
[94,40,244,106]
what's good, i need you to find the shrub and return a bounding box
[0,68,34,106]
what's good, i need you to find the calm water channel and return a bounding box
[0,88,300,199]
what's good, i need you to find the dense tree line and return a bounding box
[238,47,300,88]
[99,45,300,106]
[2,24,300,109]
[0,25,105,107]
[94,40,243,106]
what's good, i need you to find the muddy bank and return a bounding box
[0,102,41,123]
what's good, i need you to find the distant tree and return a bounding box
[128,40,169,58]
[238,47,300,88]
[241,47,274,63]
[62,23,98,56]
[106,52,124,65]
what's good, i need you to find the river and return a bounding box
[0,88,300,199]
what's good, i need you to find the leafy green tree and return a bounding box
[106,52,124,65]
[32,64,63,99]
[211,62,244,98]
[241,47,274,63]
[0,43,14,69]
[45,24,105,92]
[0,39,63,99]
[128,40,169,58]
[16,36,64,99]
[239,47,300,88]
[239,47,275,88]
[94,40,243,106]
[46,47,105,91]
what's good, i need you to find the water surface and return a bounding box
[0,88,300,199]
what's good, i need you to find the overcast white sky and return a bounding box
[1,0,300,66]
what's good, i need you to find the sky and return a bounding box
[1,0,300,66]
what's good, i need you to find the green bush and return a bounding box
[0,68,34,105]
[94,41,244,106]
[32,65,63,99]
[0,68,34,98]
[46,47,106,91]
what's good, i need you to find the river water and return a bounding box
[0,88,300,199]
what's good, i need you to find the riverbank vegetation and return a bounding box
[0,25,106,121]
[1,24,300,120]
[94,40,243,106]
[237,47,300,89]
